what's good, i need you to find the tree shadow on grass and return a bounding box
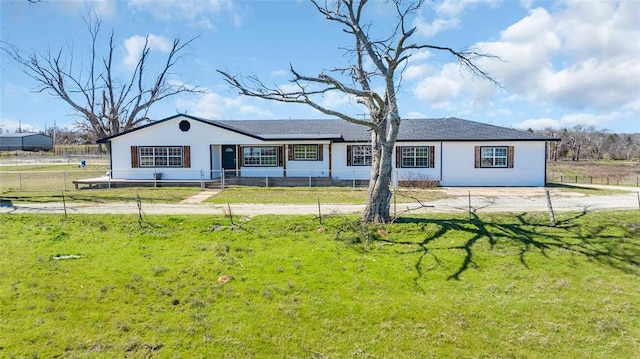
[383,210,639,287]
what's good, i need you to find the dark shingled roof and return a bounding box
[98,114,558,142]
[212,117,556,142]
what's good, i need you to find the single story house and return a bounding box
[0,133,53,151]
[97,114,558,186]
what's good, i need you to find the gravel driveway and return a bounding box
[2,185,638,216]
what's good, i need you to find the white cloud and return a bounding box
[515,118,560,130]
[415,0,498,37]
[412,60,498,111]
[127,0,239,29]
[413,63,465,109]
[559,112,622,128]
[56,0,118,19]
[414,17,459,38]
[271,70,288,77]
[435,0,499,17]
[410,51,432,62]
[405,111,427,118]
[404,64,431,80]
[0,118,39,133]
[427,1,640,119]
[319,90,355,110]
[475,7,561,94]
[176,91,274,120]
[515,112,627,131]
[123,35,172,69]
[545,58,640,111]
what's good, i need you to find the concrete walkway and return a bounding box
[179,190,220,204]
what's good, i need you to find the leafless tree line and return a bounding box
[536,126,640,161]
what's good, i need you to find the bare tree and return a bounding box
[218,0,498,223]
[2,13,204,140]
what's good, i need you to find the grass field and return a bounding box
[1,211,638,357]
[548,160,640,186]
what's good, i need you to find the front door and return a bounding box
[222,145,237,176]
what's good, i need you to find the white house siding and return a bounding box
[441,141,546,186]
[110,116,262,180]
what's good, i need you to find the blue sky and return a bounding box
[1,0,638,134]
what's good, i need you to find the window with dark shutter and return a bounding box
[476,146,513,168]
[398,146,431,168]
[348,145,372,166]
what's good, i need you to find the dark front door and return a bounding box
[222,145,237,176]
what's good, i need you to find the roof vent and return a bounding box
[179,120,191,132]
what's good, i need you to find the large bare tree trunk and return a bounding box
[363,131,394,222]
[218,0,498,223]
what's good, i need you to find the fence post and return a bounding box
[63,171,67,191]
[545,190,556,226]
[200,169,204,190]
[19,172,22,191]
[266,174,269,188]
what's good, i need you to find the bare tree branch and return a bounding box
[1,12,205,139]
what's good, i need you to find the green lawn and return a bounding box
[0,187,201,204]
[1,211,638,357]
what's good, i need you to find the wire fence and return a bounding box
[0,154,109,167]
[0,170,109,192]
[1,168,426,192]
[549,175,639,187]
[3,168,638,193]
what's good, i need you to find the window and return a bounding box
[139,146,183,167]
[400,146,432,168]
[243,146,278,167]
[475,146,514,168]
[347,145,372,166]
[293,145,318,161]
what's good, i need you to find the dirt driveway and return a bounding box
[2,185,638,216]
